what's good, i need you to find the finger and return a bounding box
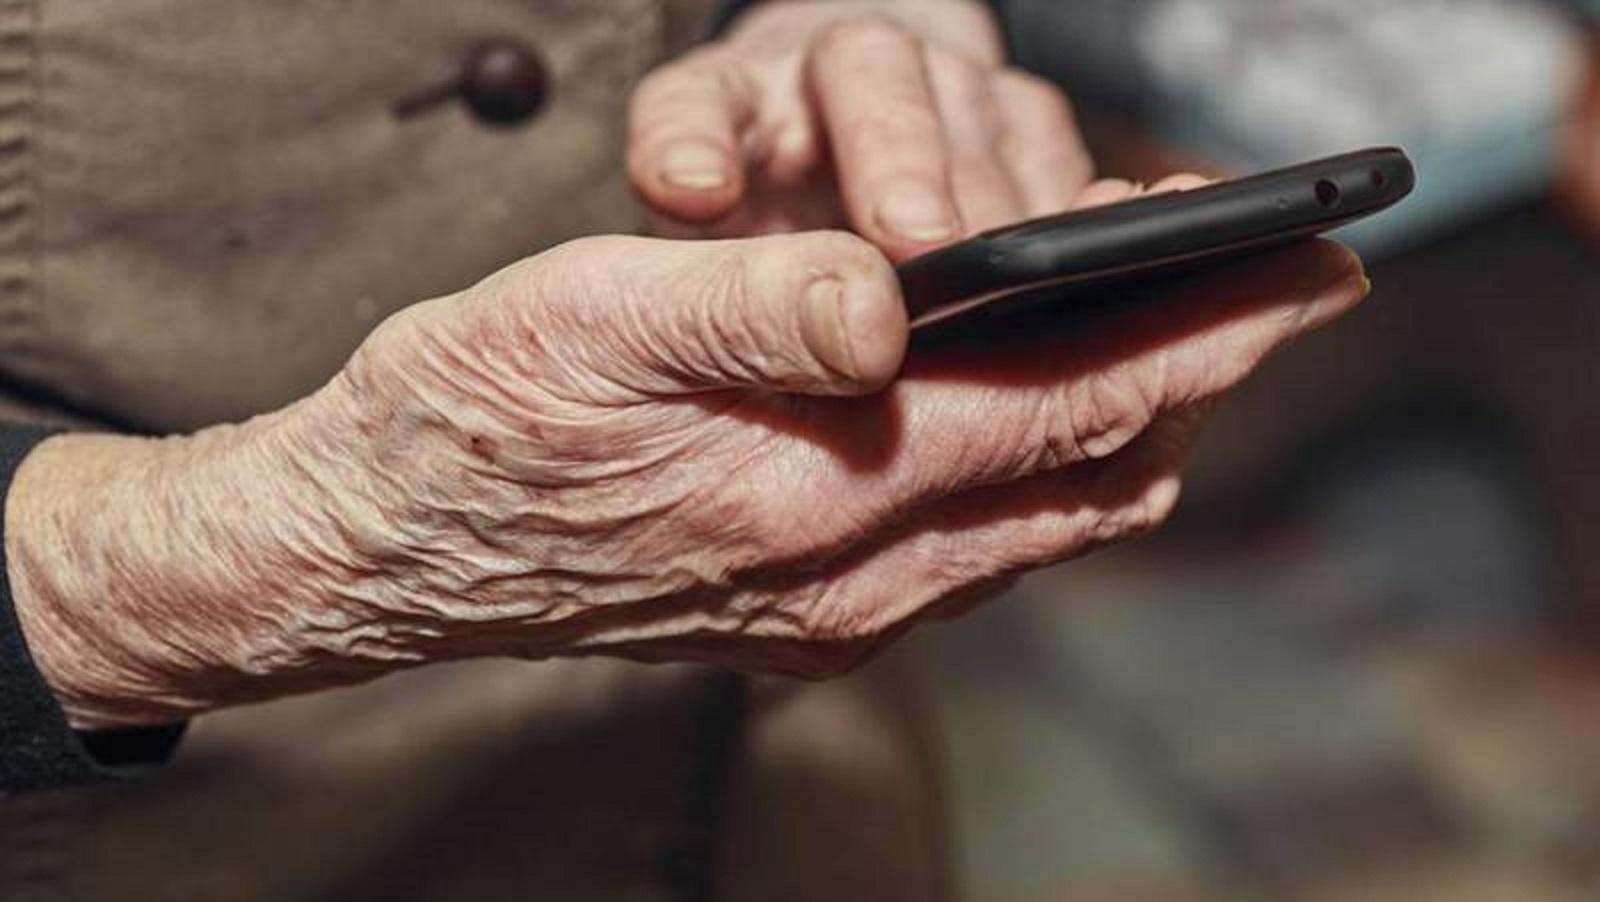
[806,19,961,260]
[884,239,1368,493]
[594,407,1208,678]
[533,232,908,398]
[994,71,1094,217]
[628,49,758,224]
[924,408,1209,629]
[841,406,1209,635]
[1066,174,1206,216]
[923,45,1024,234]
[1071,178,1141,210]
[739,237,1368,556]
[1147,173,1211,195]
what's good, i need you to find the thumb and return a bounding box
[537,232,909,398]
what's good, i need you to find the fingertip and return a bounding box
[804,17,958,261]
[1148,173,1212,194]
[811,13,920,67]
[839,245,911,391]
[631,140,745,224]
[798,232,909,393]
[994,70,1093,214]
[867,180,961,261]
[1299,238,1371,308]
[1222,239,1371,340]
[1072,178,1140,210]
[658,141,735,191]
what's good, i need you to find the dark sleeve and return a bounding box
[705,0,762,35]
[0,424,184,797]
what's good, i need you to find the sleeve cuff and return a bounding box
[707,0,762,37]
[0,424,185,796]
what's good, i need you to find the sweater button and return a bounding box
[460,39,549,126]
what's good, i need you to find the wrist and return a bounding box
[4,403,365,729]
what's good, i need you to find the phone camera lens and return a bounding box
[1369,168,1388,189]
[1315,179,1342,208]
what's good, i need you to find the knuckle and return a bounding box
[793,583,890,648]
[847,102,942,153]
[685,253,771,382]
[632,62,683,110]
[1007,71,1076,121]
[707,478,814,568]
[927,547,1012,593]
[740,490,870,567]
[806,230,891,284]
[814,15,918,60]
[636,47,734,102]
[682,43,742,76]
[932,46,988,94]
[1032,428,1078,472]
[743,514,819,566]
[1090,475,1184,544]
[523,237,628,326]
[340,307,426,400]
[630,54,750,144]
[812,227,876,262]
[543,234,634,274]
[1060,369,1154,462]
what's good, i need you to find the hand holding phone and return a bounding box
[898,148,1415,329]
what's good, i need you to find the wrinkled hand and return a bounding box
[10,195,1367,728]
[629,0,1089,258]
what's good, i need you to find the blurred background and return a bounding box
[898,0,1600,899]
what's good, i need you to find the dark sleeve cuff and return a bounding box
[706,0,762,37]
[0,424,184,796]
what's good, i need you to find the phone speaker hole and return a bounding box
[1370,168,1388,189]
[1315,179,1342,208]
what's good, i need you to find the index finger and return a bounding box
[806,19,960,261]
[628,49,758,223]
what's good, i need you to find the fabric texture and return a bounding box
[0,424,184,796]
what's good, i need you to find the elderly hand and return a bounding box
[9,196,1366,729]
[629,0,1088,259]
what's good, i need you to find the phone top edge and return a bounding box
[981,146,1415,248]
[897,147,1416,322]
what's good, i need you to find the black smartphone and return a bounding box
[897,147,1415,329]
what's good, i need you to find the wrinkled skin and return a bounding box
[11,210,1367,729]
[631,0,1091,258]
[6,0,1370,730]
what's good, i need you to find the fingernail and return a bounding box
[660,142,730,190]
[874,183,956,243]
[801,278,860,381]
[1360,275,1373,296]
